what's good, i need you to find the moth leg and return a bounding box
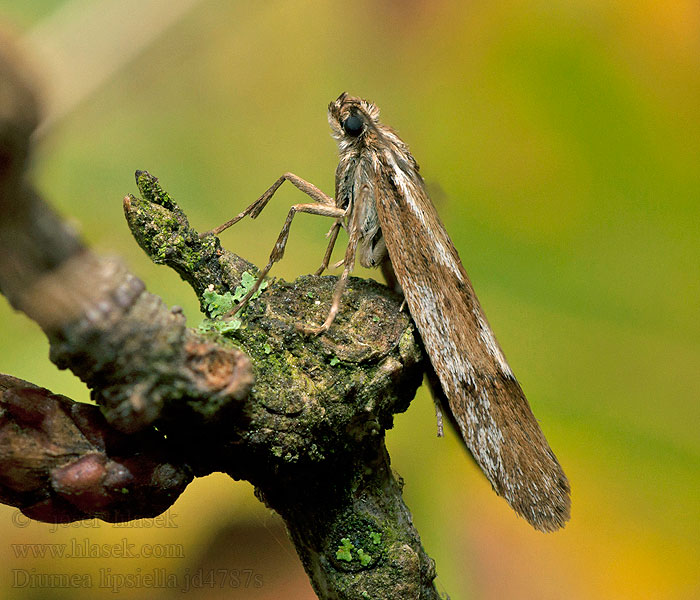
[200,172,334,238]
[300,188,365,335]
[433,396,445,437]
[425,368,447,438]
[226,202,345,317]
[299,232,358,335]
[381,259,403,296]
[379,259,407,311]
[314,220,342,276]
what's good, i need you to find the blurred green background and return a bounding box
[1,1,698,598]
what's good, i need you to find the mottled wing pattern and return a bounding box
[372,151,571,531]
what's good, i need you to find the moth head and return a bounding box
[328,92,380,144]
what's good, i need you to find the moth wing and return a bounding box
[373,163,570,531]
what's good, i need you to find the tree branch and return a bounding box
[124,171,439,597]
[0,33,443,599]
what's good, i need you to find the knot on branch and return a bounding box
[0,375,192,523]
[45,263,254,434]
[216,274,425,484]
[184,338,253,399]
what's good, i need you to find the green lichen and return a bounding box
[329,515,386,573]
[336,538,354,562]
[237,270,269,301]
[357,548,372,566]
[198,272,270,336]
[202,289,237,318]
[333,535,376,568]
[201,271,268,318]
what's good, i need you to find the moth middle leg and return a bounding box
[225,201,345,318]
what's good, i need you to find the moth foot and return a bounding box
[296,322,328,336]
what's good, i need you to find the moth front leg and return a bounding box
[200,172,335,238]
[225,202,345,318]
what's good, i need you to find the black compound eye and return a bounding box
[342,115,364,137]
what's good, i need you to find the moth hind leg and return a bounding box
[380,259,408,312]
[299,190,365,335]
[380,259,403,296]
[313,220,342,276]
[298,238,356,335]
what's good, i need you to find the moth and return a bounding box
[204,93,571,531]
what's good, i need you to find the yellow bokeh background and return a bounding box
[0,1,698,598]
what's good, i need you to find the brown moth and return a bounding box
[204,93,571,532]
